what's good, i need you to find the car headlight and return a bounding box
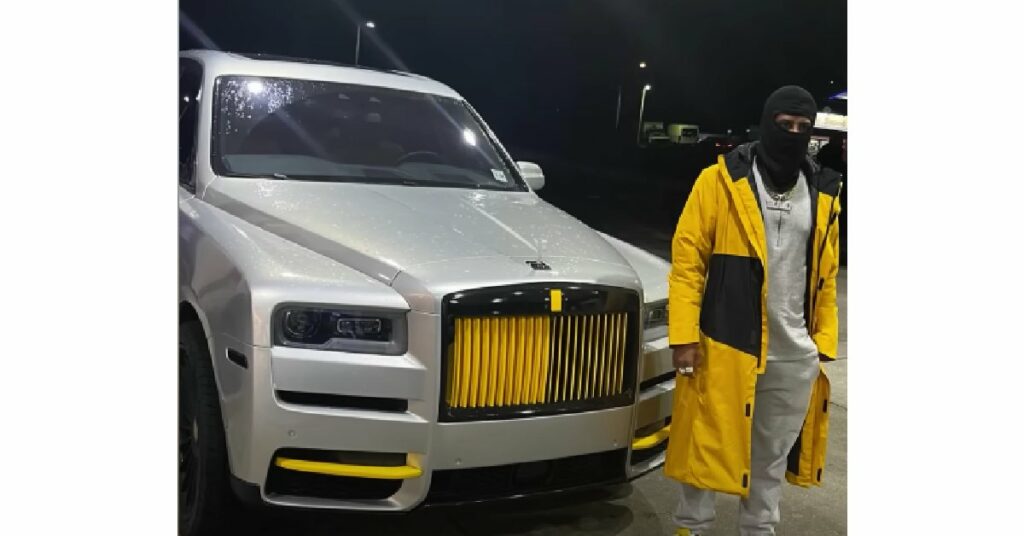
[644,299,668,342]
[645,299,668,330]
[273,305,408,355]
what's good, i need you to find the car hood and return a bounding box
[203,178,633,296]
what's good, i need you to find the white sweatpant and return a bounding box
[672,356,819,536]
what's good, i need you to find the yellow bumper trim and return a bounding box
[274,457,423,480]
[631,424,671,450]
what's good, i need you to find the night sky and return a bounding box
[180,0,846,154]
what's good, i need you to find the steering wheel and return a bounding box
[397,150,445,165]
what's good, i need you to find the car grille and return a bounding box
[441,284,639,421]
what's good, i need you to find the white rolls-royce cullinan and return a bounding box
[178,50,675,535]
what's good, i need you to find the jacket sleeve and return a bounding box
[668,167,717,346]
[812,199,841,360]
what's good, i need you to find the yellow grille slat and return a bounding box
[606,314,616,397]
[571,316,582,401]
[578,315,587,401]
[611,313,621,395]
[523,317,533,404]
[447,311,629,410]
[456,319,465,406]
[585,316,595,401]
[562,315,570,402]
[559,317,570,403]
[556,315,566,402]
[585,317,593,399]
[533,316,546,403]
[492,317,502,406]
[533,317,543,403]
[552,315,561,401]
[454,319,463,406]
[496,317,507,405]
[597,314,608,397]
[520,317,532,405]
[614,311,622,391]
[517,315,536,404]
[469,318,479,406]
[479,318,489,407]
[590,316,599,398]
[569,316,580,401]
[589,316,598,399]
[504,318,516,404]
[605,314,615,396]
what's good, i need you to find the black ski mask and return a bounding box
[755,86,817,190]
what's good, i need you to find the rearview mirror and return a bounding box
[517,161,545,191]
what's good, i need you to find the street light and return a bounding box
[354,21,376,66]
[615,61,648,130]
[636,84,652,146]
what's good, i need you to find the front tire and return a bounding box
[179,321,231,536]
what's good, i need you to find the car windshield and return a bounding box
[212,76,525,190]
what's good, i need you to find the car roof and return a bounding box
[180,50,463,100]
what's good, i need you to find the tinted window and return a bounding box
[179,59,203,186]
[212,76,524,191]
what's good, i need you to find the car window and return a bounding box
[179,59,203,189]
[211,76,525,191]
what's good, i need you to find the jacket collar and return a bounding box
[718,143,768,265]
[716,142,839,268]
[720,142,823,190]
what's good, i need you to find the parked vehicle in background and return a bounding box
[667,124,700,144]
[646,129,672,147]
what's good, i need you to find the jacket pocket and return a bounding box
[699,254,764,358]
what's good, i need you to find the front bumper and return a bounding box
[212,311,675,511]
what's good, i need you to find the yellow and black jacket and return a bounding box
[664,142,842,496]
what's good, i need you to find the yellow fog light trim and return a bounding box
[632,424,671,450]
[274,457,422,480]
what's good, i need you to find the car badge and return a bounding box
[526,260,551,271]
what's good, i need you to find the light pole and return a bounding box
[354,21,375,66]
[636,84,652,146]
[615,61,647,130]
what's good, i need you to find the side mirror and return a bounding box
[517,161,545,191]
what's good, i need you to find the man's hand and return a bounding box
[672,343,702,377]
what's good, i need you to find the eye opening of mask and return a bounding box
[775,116,813,134]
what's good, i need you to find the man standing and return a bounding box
[665,86,842,536]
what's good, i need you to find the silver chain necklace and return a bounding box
[763,178,798,202]
[756,162,798,247]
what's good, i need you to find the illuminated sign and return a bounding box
[815,112,848,131]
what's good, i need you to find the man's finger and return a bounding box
[678,355,695,377]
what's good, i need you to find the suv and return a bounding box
[179,50,675,534]
[645,129,672,147]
